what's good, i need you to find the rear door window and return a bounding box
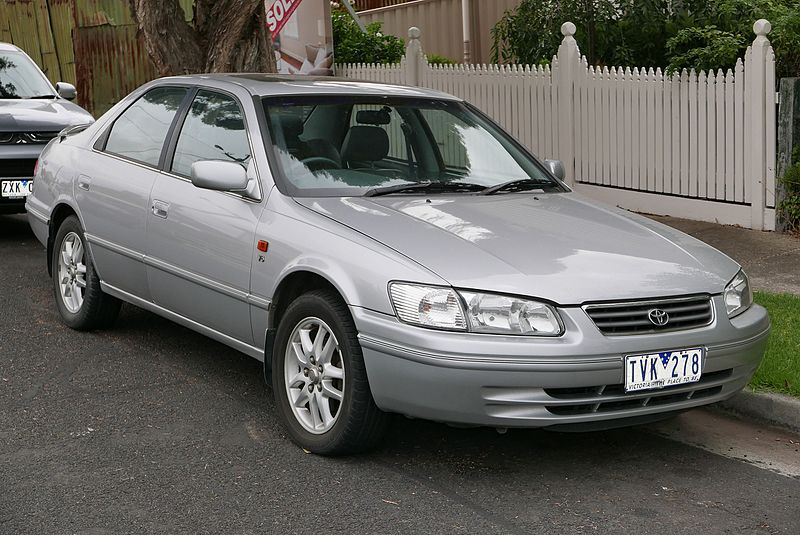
[104,86,188,167]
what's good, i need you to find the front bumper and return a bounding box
[0,200,27,214]
[1,144,44,214]
[353,296,770,428]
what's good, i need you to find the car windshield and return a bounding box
[263,96,564,197]
[0,51,55,99]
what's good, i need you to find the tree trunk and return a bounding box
[129,0,276,77]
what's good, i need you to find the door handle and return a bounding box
[152,200,169,219]
[77,176,91,191]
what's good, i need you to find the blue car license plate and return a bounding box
[624,347,704,392]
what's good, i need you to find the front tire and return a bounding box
[272,290,388,455]
[52,215,121,330]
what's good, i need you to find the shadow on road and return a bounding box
[0,214,34,240]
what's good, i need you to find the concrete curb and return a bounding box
[717,389,800,434]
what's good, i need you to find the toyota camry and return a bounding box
[26,75,770,454]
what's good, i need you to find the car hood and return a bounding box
[0,99,93,132]
[295,193,740,304]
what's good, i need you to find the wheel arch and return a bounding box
[47,202,81,276]
[264,269,348,376]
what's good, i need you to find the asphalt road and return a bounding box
[2,213,799,534]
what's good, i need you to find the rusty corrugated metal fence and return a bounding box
[0,0,70,84]
[0,0,192,117]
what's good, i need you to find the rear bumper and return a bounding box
[353,297,770,428]
[26,205,49,246]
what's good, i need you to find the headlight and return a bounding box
[389,283,467,331]
[388,282,563,336]
[459,291,563,336]
[724,269,753,318]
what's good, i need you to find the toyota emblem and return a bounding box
[648,309,670,326]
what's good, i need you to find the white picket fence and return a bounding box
[336,22,778,230]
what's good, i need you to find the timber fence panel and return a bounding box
[735,59,746,203]
[725,69,736,203]
[765,48,777,209]
[716,69,727,202]
[336,20,777,230]
[689,70,698,198]
[698,72,708,200]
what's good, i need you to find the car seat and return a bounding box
[341,126,390,170]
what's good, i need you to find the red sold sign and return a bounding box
[266,0,303,41]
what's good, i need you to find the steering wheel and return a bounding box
[301,156,341,171]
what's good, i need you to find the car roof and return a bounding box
[0,42,22,52]
[155,73,461,101]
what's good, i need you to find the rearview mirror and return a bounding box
[55,82,77,101]
[544,159,565,181]
[190,160,249,192]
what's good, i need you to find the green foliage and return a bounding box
[779,145,800,231]
[426,54,457,65]
[331,11,404,65]
[491,0,800,78]
[751,291,800,397]
[491,1,673,68]
[666,0,800,76]
[666,26,746,73]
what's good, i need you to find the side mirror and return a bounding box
[55,82,77,101]
[544,159,565,181]
[190,160,249,192]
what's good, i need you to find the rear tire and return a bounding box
[52,216,121,330]
[272,289,388,455]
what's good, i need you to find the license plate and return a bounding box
[624,347,704,392]
[1,179,33,198]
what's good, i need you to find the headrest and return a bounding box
[341,126,390,164]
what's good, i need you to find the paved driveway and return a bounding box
[650,215,800,295]
[1,214,799,534]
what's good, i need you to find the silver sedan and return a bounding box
[26,75,770,454]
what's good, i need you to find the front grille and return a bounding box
[26,132,59,143]
[584,295,713,335]
[543,369,732,416]
[0,158,36,178]
[0,131,59,144]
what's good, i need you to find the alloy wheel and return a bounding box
[284,317,346,434]
[57,232,87,313]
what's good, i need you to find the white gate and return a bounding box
[336,21,777,230]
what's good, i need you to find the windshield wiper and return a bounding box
[480,178,551,196]
[30,94,57,99]
[364,181,485,198]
